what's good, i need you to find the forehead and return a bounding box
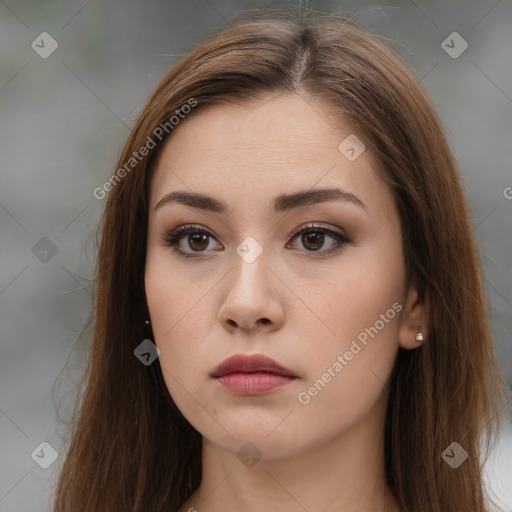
[149,93,390,217]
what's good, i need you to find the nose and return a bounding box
[218,248,285,335]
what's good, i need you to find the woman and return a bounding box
[53,9,509,512]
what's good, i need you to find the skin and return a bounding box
[145,92,427,512]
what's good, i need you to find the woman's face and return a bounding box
[145,93,415,459]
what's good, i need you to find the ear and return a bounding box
[398,282,428,350]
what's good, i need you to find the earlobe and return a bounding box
[398,285,428,350]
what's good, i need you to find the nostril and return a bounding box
[224,318,270,329]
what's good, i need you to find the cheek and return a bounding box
[145,255,187,366]
[144,254,214,406]
[298,243,405,349]
[293,301,401,447]
[293,239,404,413]
[145,248,209,340]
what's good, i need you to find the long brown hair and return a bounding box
[52,8,510,512]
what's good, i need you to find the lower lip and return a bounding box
[215,372,296,395]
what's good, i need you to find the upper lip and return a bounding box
[211,354,297,378]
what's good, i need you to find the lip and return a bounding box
[211,354,296,378]
[211,354,297,396]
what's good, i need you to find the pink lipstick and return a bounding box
[211,354,297,395]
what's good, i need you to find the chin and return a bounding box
[199,411,308,457]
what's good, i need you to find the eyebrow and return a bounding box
[154,188,366,213]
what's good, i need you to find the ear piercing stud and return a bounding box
[415,328,424,342]
[144,320,151,325]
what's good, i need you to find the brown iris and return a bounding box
[301,231,324,251]
[188,233,209,252]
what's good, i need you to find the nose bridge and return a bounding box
[228,237,271,300]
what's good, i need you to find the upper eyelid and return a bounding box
[289,222,347,238]
[168,222,346,239]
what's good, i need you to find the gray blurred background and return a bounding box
[0,1,511,510]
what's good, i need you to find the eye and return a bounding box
[286,223,350,256]
[162,222,351,259]
[161,224,222,258]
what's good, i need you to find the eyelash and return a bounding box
[161,223,351,259]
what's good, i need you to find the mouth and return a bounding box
[211,354,298,396]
